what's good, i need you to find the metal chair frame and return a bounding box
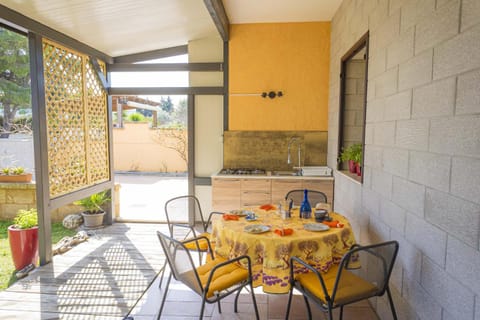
[285,240,399,320]
[285,189,328,207]
[156,231,260,320]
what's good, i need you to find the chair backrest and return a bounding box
[164,195,206,236]
[285,189,328,207]
[331,240,399,305]
[157,231,203,294]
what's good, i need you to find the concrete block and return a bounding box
[409,151,451,192]
[368,215,390,243]
[451,157,480,205]
[385,89,412,121]
[447,236,480,295]
[414,0,460,55]
[395,119,429,151]
[364,144,383,169]
[0,189,5,203]
[434,24,480,79]
[421,257,475,320]
[5,189,35,205]
[400,0,436,33]
[412,77,456,118]
[383,147,409,178]
[391,229,422,282]
[362,187,381,216]
[402,273,442,320]
[371,169,393,199]
[375,67,398,98]
[346,60,366,78]
[366,98,385,123]
[398,50,433,91]
[345,78,357,94]
[374,11,401,51]
[368,0,389,32]
[477,296,480,320]
[345,94,365,110]
[380,198,406,234]
[392,176,425,217]
[373,121,396,146]
[461,0,480,31]
[364,124,374,145]
[430,116,480,157]
[425,188,480,248]
[456,69,480,115]
[387,27,414,69]
[405,213,447,267]
[368,50,387,79]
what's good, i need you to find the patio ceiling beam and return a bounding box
[108,62,223,72]
[0,4,112,64]
[204,0,229,41]
[113,45,188,64]
[109,87,224,95]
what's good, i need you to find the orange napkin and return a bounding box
[274,228,294,236]
[260,204,276,211]
[223,214,239,221]
[322,220,344,228]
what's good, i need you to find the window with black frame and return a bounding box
[337,33,368,183]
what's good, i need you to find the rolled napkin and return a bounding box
[274,228,294,236]
[322,220,344,228]
[223,214,239,221]
[259,204,276,211]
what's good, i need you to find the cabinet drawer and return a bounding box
[241,191,271,207]
[241,179,271,191]
[302,180,334,204]
[271,179,303,204]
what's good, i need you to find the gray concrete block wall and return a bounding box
[330,0,480,319]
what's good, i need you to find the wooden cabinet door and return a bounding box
[212,178,241,211]
[241,179,271,207]
[271,179,303,204]
[302,179,334,206]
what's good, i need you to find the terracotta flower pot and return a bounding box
[0,173,32,183]
[8,225,39,271]
[348,160,356,173]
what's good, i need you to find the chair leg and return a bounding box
[303,295,312,320]
[285,287,294,320]
[199,296,207,320]
[157,272,172,320]
[157,260,167,289]
[386,286,398,320]
[234,287,242,313]
[339,305,344,320]
[249,283,260,320]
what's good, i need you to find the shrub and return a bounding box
[13,208,38,229]
[127,113,145,122]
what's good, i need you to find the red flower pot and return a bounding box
[348,160,356,173]
[8,226,39,271]
[355,163,362,176]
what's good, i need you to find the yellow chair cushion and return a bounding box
[183,232,211,251]
[196,257,249,298]
[296,265,378,305]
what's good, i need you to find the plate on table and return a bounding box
[244,224,270,234]
[304,223,330,232]
[229,209,247,217]
[245,216,258,222]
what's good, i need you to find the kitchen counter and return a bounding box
[212,172,334,180]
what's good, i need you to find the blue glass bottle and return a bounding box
[300,189,312,219]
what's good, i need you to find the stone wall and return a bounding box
[329,1,480,319]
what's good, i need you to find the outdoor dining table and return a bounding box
[211,207,357,294]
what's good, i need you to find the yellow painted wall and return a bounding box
[229,22,330,131]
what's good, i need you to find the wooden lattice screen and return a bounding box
[42,39,110,198]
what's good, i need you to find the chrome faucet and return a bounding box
[287,137,302,170]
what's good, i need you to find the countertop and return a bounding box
[212,172,334,180]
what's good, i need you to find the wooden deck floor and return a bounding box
[0,223,380,319]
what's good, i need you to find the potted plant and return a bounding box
[75,191,110,228]
[339,145,356,173]
[8,208,38,271]
[0,166,33,183]
[351,143,363,176]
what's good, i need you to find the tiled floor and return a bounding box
[129,269,380,320]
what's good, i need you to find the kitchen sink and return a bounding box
[272,170,302,176]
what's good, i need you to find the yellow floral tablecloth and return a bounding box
[211,210,357,294]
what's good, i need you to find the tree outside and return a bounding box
[0,27,31,136]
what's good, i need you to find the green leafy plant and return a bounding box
[127,113,145,122]
[12,208,38,229]
[1,168,10,175]
[11,167,25,175]
[74,191,110,215]
[1,166,27,175]
[350,143,363,165]
[339,146,353,163]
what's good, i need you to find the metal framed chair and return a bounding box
[156,231,260,320]
[285,240,399,320]
[285,189,328,207]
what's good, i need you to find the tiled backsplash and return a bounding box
[223,131,328,170]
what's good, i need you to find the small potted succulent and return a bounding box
[0,166,33,183]
[8,208,39,271]
[75,191,110,228]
